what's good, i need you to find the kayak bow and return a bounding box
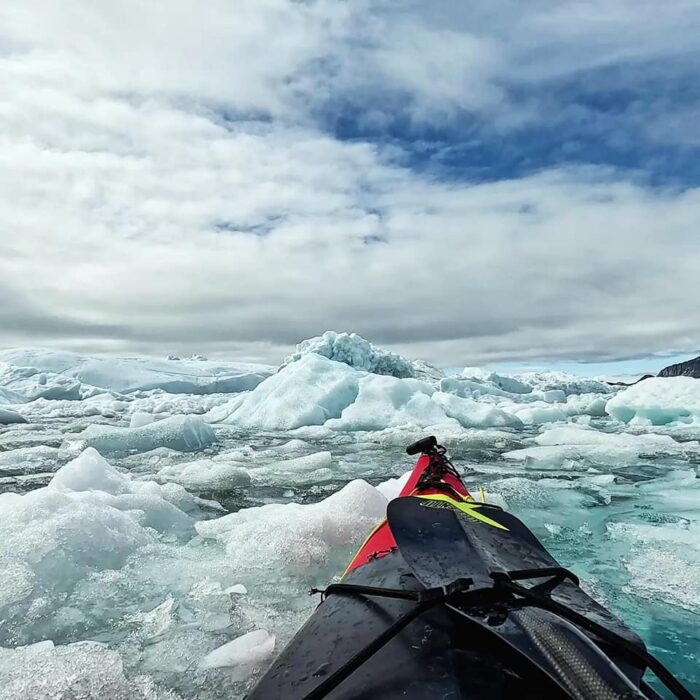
[248,436,692,700]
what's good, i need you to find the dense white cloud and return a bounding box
[0,0,699,366]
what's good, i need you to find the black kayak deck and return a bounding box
[247,496,659,700]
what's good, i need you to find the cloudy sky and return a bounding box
[1,0,699,367]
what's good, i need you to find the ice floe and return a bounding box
[198,629,275,670]
[606,376,700,425]
[67,415,217,456]
[0,348,272,397]
[195,479,387,572]
[503,424,694,467]
[157,459,251,491]
[0,408,26,425]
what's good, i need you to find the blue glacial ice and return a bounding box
[606,376,700,425]
[283,330,426,379]
[67,415,217,456]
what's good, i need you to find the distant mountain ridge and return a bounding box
[658,355,700,379]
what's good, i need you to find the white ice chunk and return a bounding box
[504,425,690,466]
[157,459,251,491]
[215,354,360,430]
[486,372,532,394]
[195,479,387,572]
[375,471,411,500]
[541,389,567,403]
[431,392,523,429]
[130,412,157,428]
[74,415,216,455]
[0,449,199,619]
[199,629,275,669]
[126,597,178,640]
[49,447,131,495]
[508,404,568,425]
[606,377,700,425]
[0,446,59,475]
[327,375,450,431]
[564,394,609,418]
[250,451,334,480]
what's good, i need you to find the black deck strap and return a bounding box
[497,579,694,700]
[311,577,474,604]
[302,578,474,700]
[491,567,580,597]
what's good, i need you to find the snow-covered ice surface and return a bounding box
[0,338,698,699]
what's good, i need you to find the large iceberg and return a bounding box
[0,348,272,397]
[282,331,441,380]
[212,354,360,430]
[212,353,607,433]
[0,363,102,402]
[326,376,450,431]
[606,377,700,425]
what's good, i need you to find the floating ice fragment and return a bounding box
[198,629,275,669]
[375,471,411,500]
[130,412,157,428]
[606,376,700,425]
[76,415,216,455]
[49,447,131,495]
[195,479,387,572]
[0,446,59,475]
[127,597,178,640]
[0,408,26,425]
[431,392,523,429]
[157,459,251,491]
[503,425,691,467]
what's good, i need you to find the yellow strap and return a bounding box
[417,493,509,531]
